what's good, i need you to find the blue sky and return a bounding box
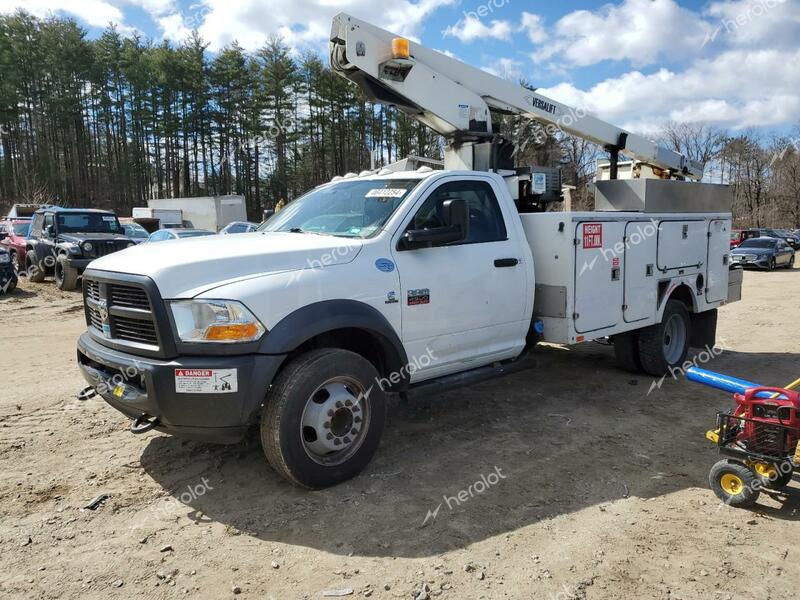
[3,0,799,135]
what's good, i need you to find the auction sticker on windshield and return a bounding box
[365,188,407,198]
[175,369,238,394]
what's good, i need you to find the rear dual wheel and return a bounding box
[614,300,691,376]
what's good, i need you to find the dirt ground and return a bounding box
[1,266,799,600]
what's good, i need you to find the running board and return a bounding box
[405,355,536,400]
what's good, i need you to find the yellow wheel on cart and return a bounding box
[709,460,760,508]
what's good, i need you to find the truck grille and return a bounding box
[89,240,129,258]
[109,285,150,310]
[84,278,160,351]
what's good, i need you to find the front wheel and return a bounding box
[637,299,691,376]
[55,255,79,291]
[10,251,20,275]
[26,250,46,283]
[261,349,387,489]
[767,257,776,271]
[787,255,795,270]
[709,459,760,508]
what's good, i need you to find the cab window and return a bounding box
[407,180,507,245]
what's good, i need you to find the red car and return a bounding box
[0,218,32,274]
[730,228,759,249]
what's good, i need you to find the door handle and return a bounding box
[494,258,519,268]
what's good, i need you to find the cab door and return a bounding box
[391,178,528,380]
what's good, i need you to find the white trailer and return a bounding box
[147,195,246,232]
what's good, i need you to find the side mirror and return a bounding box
[402,198,469,250]
[45,225,54,237]
[0,232,6,241]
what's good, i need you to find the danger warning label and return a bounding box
[582,223,603,249]
[175,369,238,394]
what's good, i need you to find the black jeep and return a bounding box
[0,247,16,294]
[26,208,134,290]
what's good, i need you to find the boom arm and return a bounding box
[329,13,702,180]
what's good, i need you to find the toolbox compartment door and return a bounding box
[623,220,658,323]
[656,220,706,272]
[574,221,625,334]
[706,219,731,303]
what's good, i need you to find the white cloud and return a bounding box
[0,0,125,28]
[185,0,455,52]
[538,48,800,131]
[704,0,798,48]
[519,11,546,44]
[442,15,512,42]
[534,0,708,68]
[481,57,522,80]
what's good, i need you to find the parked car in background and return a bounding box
[731,237,795,270]
[146,228,215,243]
[0,247,17,293]
[26,207,134,290]
[0,218,32,273]
[121,221,150,244]
[758,228,799,249]
[220,221,259,235]
[730,228,759,249]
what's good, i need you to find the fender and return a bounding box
[259,299,409,389]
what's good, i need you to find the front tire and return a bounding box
[709,460,760,508]
[26,250,46,283]
[787,255,795,270]
[55,255,79,290]
[637,299,691,376]
[10,251,20,275]
[261,349,387,489]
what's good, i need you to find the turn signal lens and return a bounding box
[392,37,410,59]
[204,323,261,341]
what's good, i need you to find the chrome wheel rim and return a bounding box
[300,376,371,466]
[663,314,686,365]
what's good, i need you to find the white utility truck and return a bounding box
[75,14,740,489]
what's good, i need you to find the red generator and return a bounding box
[708,386,800,507]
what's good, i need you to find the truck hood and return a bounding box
[88,231,363,298]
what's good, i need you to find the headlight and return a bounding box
[170,300,265,343]
[0,253,9,264]
[82,242,93,253]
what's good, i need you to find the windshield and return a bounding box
[123,223,149,239]
[12,222,30,236]
[739,238,777,249]
[57,212,122,234]
[259,179,422,238]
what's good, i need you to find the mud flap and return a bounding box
[690,309,717,349]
